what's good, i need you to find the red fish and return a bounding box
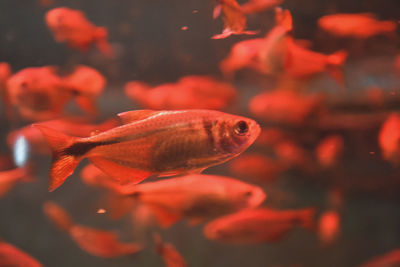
[0,241,43,267]
[274,140,313,171]
[125,75,237,110]
[220,8,291,77]
[360,249,400,267]
[45,7,113,57]
[203,207,315,244]
[318,210,340,245]
[35,109,260,191]
[0,166,32,198]
[378,113,400,164]
[7,118,119,154]
[240,0,282,14]
[43,201,142,258]
[118,174,266,227]
[249,90,323,125]
[0,62,13,119]
[318,13,397,38]
[212,0,257,39]
[61,65,106,115]
[6,66,100,121]
[229,153,288,182]
[315,135,344,168]
[153,233,188,267]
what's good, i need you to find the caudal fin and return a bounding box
[33,125,80,192]
[327,50,347,67]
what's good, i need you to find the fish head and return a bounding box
[214,114,261,156]
[227,182,266,209]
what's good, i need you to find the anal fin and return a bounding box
[89,157,151,185]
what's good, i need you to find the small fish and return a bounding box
[0,241,43,267]
[241,0,282,14]
[229,153,288,183]
[45,7,113,57]
[315,135,344,168]
[203,207,315,244]
[360,249,400,267]
[212,0,257,39]
[61,65,106,115]
[35,109,260,191]
[125,75,237,110]
[219,8,292,76]
[7,118,119,154]
[118,174,266,227]
[274,140,313,171]
[318,210,340,245]
[6,66,99,121]
[318,13,397,38]
[378,113,400,164]
[0,166,33,198]
[0,62,13,119]
[43,201,142,258]
[153,233,188,267]
[249,90,323,125]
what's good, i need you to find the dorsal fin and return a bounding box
[117,110,159,124]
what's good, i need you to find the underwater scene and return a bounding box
[1,0,400,266]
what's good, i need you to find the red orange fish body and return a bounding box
[36,109,260,191]
[125,76,237,110]
[212,0,257,39]
[43,201,142,258]
[318,210,340,245]
[45,7,112,56]
[119,174,266,227]
[318,13,397,38]
[204,207,315,244]
[315,135,344,168]
[153,233,188,267]
[360,249,400,267]
[241,0,282,14]
[0,241,43,267]
[249,90,323,125]
[378,113,400,164]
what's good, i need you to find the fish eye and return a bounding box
[234,121,249,136]
[243,191,253,197]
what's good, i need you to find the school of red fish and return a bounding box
[1,1,399,266]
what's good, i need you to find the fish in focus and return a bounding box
[45,7,113,57]
[61,65,106,115]
[6,66,102,121]
[35,109,260,191]
[125,75,237,110]
[212,0,257,39]
[318,210,340,245]
[153,233,188,267]
[249,90,324,125]
[240,0,282,14]
[315,135,344,168]
[118,174,266,227]
[0,166,32,197]
[7,118,119,154]
[360,249,400,267]
[318,13,397,38]
[378,113,400,164]
[43,201,142,258]
[203,207,315,244]
[0,241,43,267]
[229,153,288,183]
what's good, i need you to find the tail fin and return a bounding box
[327,50,347,67]
[94,27,114,58]
[43,201,74,232]
[33,125,80,192]
[297,208,316,231]
[275,7,292,31]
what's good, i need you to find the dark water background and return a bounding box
[1,0,400,266]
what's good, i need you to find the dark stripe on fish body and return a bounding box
[218,121,233,153]
[63,141,115,156]
[202,118,215,148]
